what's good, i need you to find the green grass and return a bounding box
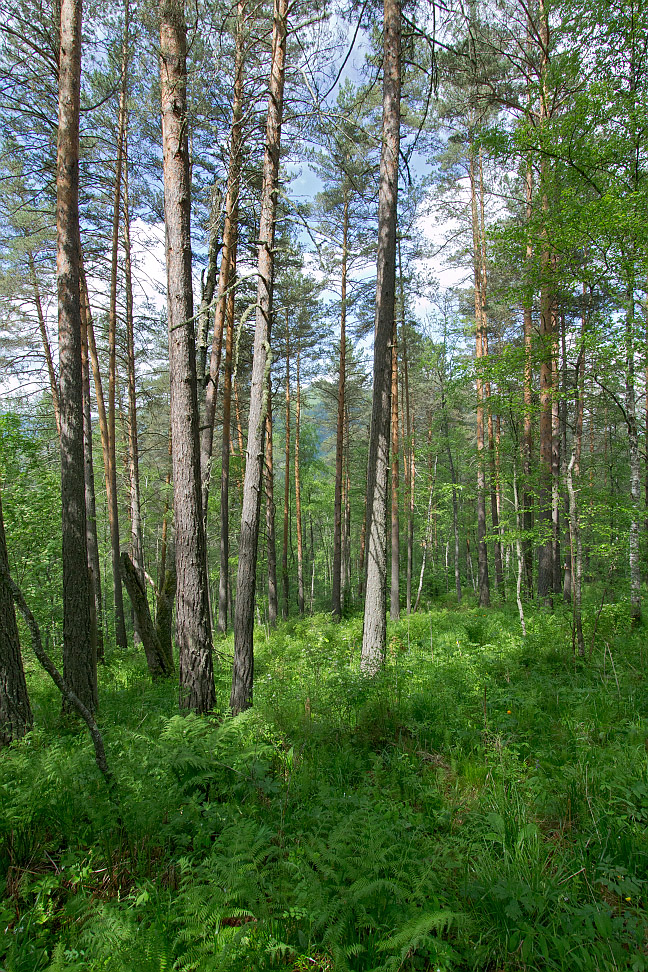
[1,597,647,971]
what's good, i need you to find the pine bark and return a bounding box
[282,311,291,618]
[106,16,129,652]
[79,293,103,660]
[361,0,401,673]
[57,0,96,713]
[265,402,278,627]
[0,487,33,748]
[295,346,305,615]
[218,266,236,633]
[390,317,400,620]
[331,192,348,620]
[200,0,246,520]
[231,0,287,713]
[160,0,215,713]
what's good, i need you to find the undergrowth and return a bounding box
[1,597,647,971]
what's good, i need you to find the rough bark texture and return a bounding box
[625,295,642,622]
[231,0,287,713]
[390,317,400,620]
[361,0,400,674]
[265,404,278,627]
[200,0,246,519]
[160,0,215,713]
[123,148,145,643]
[282,313,290,618]
[120,553,173,679]
[79,296,103,660]
[218,268,236,633]
[57,0,96,714]
[0,488,33,748]
[155,565,176,673]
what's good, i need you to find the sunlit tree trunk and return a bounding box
[218,269,236,634]
[200,0,246,520]
[106,10,129,652]
[29,252,61,437]
[79,291,103,660]
[160,0,215,712]
[232,0,288,712]
[57,0,96,712]
[361,0,401,673]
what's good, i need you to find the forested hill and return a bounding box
[1,0,648,967]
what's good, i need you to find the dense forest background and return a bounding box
[1,0,648,968]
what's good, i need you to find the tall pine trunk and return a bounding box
[57,0,96,712]
[390,317,400,620]
[160,0,215,712]
[200,0,246,520]
[282,311,291,619]
[331,193,348,620]
[361,0,401,673]
[295,346,305,615]
[231,0,288,712]
[265,402,278,627]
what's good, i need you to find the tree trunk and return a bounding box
[160,0,215,713]
[231,0,288,713]
[470,142,490,609]
[218,265,236,634]
[0,487,33,748]
[106,12,129,652]
[282,311,291,618]
[57,0,96,713]
[390,317,400,620]
[120,552,173,679]
[265,403,278,627]
[294,346,305,615]
[79,293,103,660]
[200,0,246,520]
[361,0,401,673]
[123,137,144,602]
[29,252,61,437]
[331,192,348,620]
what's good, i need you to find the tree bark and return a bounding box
[295,346,305,615]
[282,310,291,618]
[57,0,96,713]
[218,264,236,634]
[120,552,173,679]
[390,316,400,620]
[332,191,348,620]
[265,401,278,627]
[625,292,642,622]
[231,0,287,713]
[160,0,215,713]
[123,137,145,603]
[361,0,401,673]
[79,292,103,660]
[29,252,61,437]
[106,12,129,652]
[200,0,246,520]
[0,487,33,748]
[469,141,490,608]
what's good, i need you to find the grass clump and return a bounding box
[1,602,647,970]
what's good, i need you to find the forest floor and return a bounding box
[1,592,647,971]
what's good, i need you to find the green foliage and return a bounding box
[1,605,647,971]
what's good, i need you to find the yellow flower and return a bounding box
[507,710,511,714]
[625,897,631,902]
